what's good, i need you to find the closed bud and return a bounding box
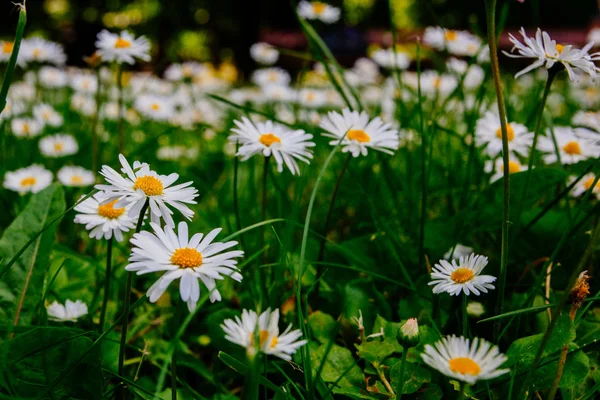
[398,318,419,345]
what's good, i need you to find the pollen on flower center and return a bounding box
[114,38,132,49]
[259,133,281,147]
[32,48,42,58]
[450,267,474,283]
[444,30,458,41]
[22,123,30,134]
[556,44,565,54]
[2,42,13,54]
[133,175,164,196]
[449,357,481,375]
[249,330,270,347]
[70,175,84,184]
[496,124,515,141]
[151,103,160,111]
[20,177,36,187]
[506,161,521,174]
[97,200,125,219]
[347,129,371,143]
[312,2,327,14]
[171,247,203,268]
[54,143,64,152]
[584,177,599,191]
[563,141,582,155]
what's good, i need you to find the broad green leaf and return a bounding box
[355,339,396,364]
[308,311,337,344]
[311,343,363,388]
[414,383,444,400]
[528,344,589,391]
[0,184,65,326]
[390,361,431,395]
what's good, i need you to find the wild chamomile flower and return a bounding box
[95,30,151,64]
[250,42,279,65]
[126,221,244,312]
[503,28,599,82]
[569,173,600,199]
[70,93,96,117]
[134,94,175,122]
[297,1,340,23]
[39,66,68,88]
[39,134,78,158]
[371,48,411,70]
[74,193,136,241]
[252,67,291,87]
[320,108,400,157]
[429,253,496,296]
[446,58,485,90]
[33,104,63,127]
[3,165,53,194]
[221,308,307,360]
[46,300,88,322]
[573,111,600,132]
[19,38,67,66]
[422,335,509,385]
[475,112,533,157]
[444,244,474,260]
[262,85,296,103]
[484,157,528,183]
[537,127,600,164]
[96,154,198,228]
[11,118,43,138]
[423,26,482,57]
[298,88,327,108]
[70,72,99,94]
[229,117,315,175]
[0,40,14,62]
[345,58,380,86]
[164,62,204,82]
[0,99,24,122]
[58,166,95,187]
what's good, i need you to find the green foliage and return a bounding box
[308,310,337,344]
[311,343,364,390]
[390,361,431,395]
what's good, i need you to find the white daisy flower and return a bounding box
[573,110,600,132]
[423,26,483,57]
[70,72,98,94]
[0,99,25,122]
[39,134,78,158]
[221,308,307,360]
[126,221,243,311]
[70,94,96,116]
[39,66,68,88]
[46,300,88,322]
[3,165,53,194]
[164,62,204,82]
[11,118,43,138]
[297,1,340,23]
[95,30,151,65]
[33,104,63,127]
[320,108,400,157]
[57,166,95,187]
[503,28,599,82]
[422,335,509,385]
[466,301,485,317]
[371,48,411,70]
[588,28,600,46]
[446,58,485,90]
[345,58,380,86]
[229,117,315,175]
[96,154,198,228]
[18,38,66,66]
[569,173,600,199]
[134,94,175,122]
[484,157,528,183]
[444,244,474,260]
[252,67,291,87]
[429,253,496,296]
[298,88,327,108]
[250,42,279,65]
[262,84,296,102]
[538,127,600,164]
[475,112,533,157]
[0,40,14,62]
[74,193,136,241]
[409,71,459,98]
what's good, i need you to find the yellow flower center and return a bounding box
[54,143,64,152]
[306,92,315,101]
[133,176,164,196]
[506,161,521,174]
[97,200,125,219]
[444,30,458,41]
[495,124,515,141]
[20,177,36,187]
[584,177,600,191]
[259,133,281,147]
[22,123,30,134]
[115,37,132,49]
[249,330,278,348]
[563,141,582,155]
[556,44,565,54]
[70,175,84,184]
[268,72,278,82]
[434,77,442,89]
[347,129,371,143]
[151,103,160,111]
[450,267,474,284]
[312,2,327,14]
[2,42,13,54]
[43,112,51,120]
[449,357,481,376]
[32,48,42,58]
[171,247,203,268]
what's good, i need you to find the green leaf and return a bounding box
[311,343,364,388]
[527,344,589,391]
[0,184,66,326]
[355,340,396,364]
[308,311,337,344]
[414,384,443,400]
[0,327,102,399]
[390,361,431,395]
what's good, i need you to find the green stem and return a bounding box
[99,236,113,331]
[416,40,427,271]
[396,347,409,400]
[462,293,468,337]
[118,199,149,398]
[242,350,261,400]
[485,0,511,341]
[233,141,244,249]
[171,301,180,400]
[457,381,467,400]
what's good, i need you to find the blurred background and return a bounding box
[0,0,598,74]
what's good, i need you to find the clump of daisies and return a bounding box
[429,253,496,296]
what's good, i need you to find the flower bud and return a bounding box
[398,318,419,345]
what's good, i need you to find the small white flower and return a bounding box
[537,127,600,164]
[297,1,340,23]
[429,253,496,296]
[423,27,483,57]
[446,58,485,90]
[569,173,600,199]
[96,154,198,228]
[39,134,78,158]
[221,308,307,360]
[0,99,25,122]
[19,38,66,66]
[588,28,600,46]
[320,108,399,157]
[74,193,136,241]
[95,30,151,65]
[229,117,315,175]
[573,111,600,132]
[444,244,474,260]
[12,118,43,138]
[475,112,533,157]
[3,165,53,194]
[252,67,291,87]
[126,221,244,311]
[466,301,486,317]
[422,335,509,384]
[39,66,68,88]
[250,42,279,65]
[58,166,95,187]
[484,158,528,183]
[371,48,410,70]
[70,72,98,94]
[0,40,14,62]
[134,94,175,122]
[262,85,296,102]
[298,88,327,108]
[164,62,204,82]
[46,300,88,322]
[70,94,96,116]
[33,104,63,127]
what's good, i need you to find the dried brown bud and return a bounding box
[570,270,591,308]
[84,52,102,68]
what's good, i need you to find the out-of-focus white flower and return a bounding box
[71,72,98,94]
[250,42,279,65]
[298,88,326,108]
[95,30,151,65]
[297,1,340,24]
[0,40,14,62]
[3,165,53,194]
[71,94,96,116]
[58,166,95,187]
[475,112,533,157]
[588,28,600,46]
[444,244,474,260]
[371,48,410,70]
[569,173,600,199]
[39,134,78,158]
[39,66,68,88]
[262,85,296,102]
[134,94,175,122]
[19,38,66,66]
[466,301,486,317]
[423,27,483,57]
[484,157,528,182]
[11,118,44,138]
[33,104,63,127]
[164,62,204,82]
[46,300,88,322]
[538,127,600,164]
[573,111,600,132]
[252,67,291,87]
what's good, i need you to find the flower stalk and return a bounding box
[99,236,113,331]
